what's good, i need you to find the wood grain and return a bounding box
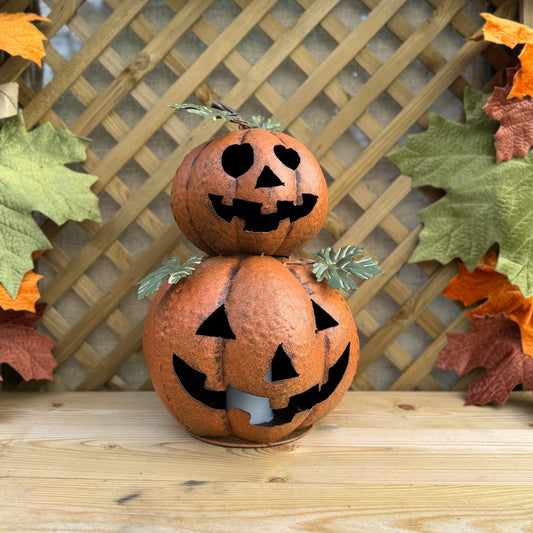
[1,391,533,531]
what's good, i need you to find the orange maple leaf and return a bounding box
[0,270,42,312]
[443,250,533,356]
[0,12,50,67]
[481,13,533,99]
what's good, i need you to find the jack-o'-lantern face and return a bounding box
[171,130,328,256]
[143,256,358,446]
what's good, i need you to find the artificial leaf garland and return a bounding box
[437,313,533,405]
[0,303,56,382]
[388,87,533,298]
[483,66,533,162]
[480,13,533,99]
[0,111,101,299]
[0,12,50,67]
[443,250,533,357]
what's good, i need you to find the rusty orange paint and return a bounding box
[171,129,327,256]
[143,256,359,447]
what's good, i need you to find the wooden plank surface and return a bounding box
[1,391,533,531]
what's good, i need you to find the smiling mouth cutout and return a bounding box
[208,193,318,232]
[172,343,350,427]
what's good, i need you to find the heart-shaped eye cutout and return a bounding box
[274,145,300,170]
[222,143,254,178]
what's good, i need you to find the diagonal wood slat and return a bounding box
[3,0,515,393]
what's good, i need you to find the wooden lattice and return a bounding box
[0,0,518,392]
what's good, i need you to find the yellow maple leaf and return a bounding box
[0,12,50,67]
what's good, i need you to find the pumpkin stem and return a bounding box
[282,258,315,266]
[211,99,251,130]
[170,101,284,132]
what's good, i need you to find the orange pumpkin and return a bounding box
[143,255,358,446]
[171,129,327,256]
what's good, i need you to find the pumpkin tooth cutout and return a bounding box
[171,129,327,255]
[171,343,349,427]
[143,255,359,446]
[208,193,318,232]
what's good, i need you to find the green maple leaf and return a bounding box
[388,88,533,297]
[0,112,101,299]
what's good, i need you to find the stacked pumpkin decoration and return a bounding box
[139,102,382,447]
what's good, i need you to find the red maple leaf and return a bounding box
[0,303,56,381]
[443,251,533,356]
[437,313,533,405]
[483,66,533,162]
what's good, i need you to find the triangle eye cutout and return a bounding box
[196,304,236,339]
[265,344,299,382]
[311,300,339,332]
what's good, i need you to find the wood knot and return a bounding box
[127,53,150,75]
[398,404,415,411]
[268,477,287,483]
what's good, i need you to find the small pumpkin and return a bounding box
[171,128,327,256]
[143,255,358,446]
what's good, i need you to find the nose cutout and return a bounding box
[264,344,299,382]
[255,166,284,188]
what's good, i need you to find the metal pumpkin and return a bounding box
[143,255,359,447]
[171,129,328,256]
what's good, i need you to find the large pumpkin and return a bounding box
[143,255,358,446]
[171,129,328,256]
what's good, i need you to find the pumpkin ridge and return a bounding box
[271,132,298,254]
[282,263,329,380]
[186,139,214,190]
[184,139,217,254]
[276,166,302,253]
[219,257,245,397]
[240,128,252,144]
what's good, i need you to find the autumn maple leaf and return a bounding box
[0,112,101,299]
[0,12,50,67]
[387,88,533,298]
[481,13,533,99]
[437,313,533,405]
[0,270,42,312]
[443,250,533,356]
[0,303,56,381]
[483,66,533,161]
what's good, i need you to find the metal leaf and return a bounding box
[169,103,239,123]
[137,256,202,299]
[312,246,383,291]
[248,114,284,131]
